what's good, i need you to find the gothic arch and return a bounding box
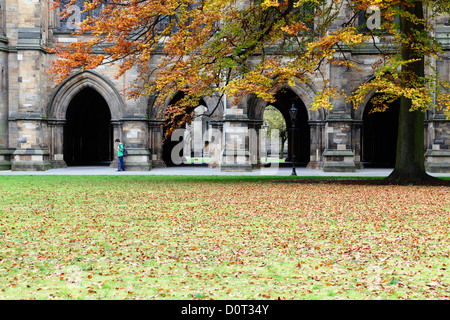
[247,83,320,167]
[352,88,377,121]
[248,82,323,121]
[48,71,123,120]
[356,89,400,168]
[149,91,223,120]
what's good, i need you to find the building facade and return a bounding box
[0,0,449,172]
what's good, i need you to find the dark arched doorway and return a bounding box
[362,96,400,168]
[64,87,113,166]
[271,89,310,166]
[162,92,207,166]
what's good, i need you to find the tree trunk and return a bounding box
[387,98,432,183]
[280,137,287,159]
[385,0,438,184]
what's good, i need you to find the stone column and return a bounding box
[10,2,50,170]
[0,46,11,170]
[121,118,151,171]
[220,108,252,172]
[322,115,357,172]
[322,63,357,172]
[352,120,363,169]
[425,114,450,173]
[110,119,122,169]
[424,53,450,173]
[148,119,166,168]
[12,116,51,171]
[192,106,207,158]
[48,119,67,168]
[207,119,223,169]
[248,120,263,169]
[307,120,325,169]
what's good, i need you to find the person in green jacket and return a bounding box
[115,138,125,171]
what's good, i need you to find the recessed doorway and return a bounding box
[64,87,113,166]
[271,88,310,166]
[362,96,400,168]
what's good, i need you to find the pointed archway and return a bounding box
[162,92,208,166]
[271,88,310,166]
[48,71,124,168]
[64,87,113,165]
[362,96,400,168]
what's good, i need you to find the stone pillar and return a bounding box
[248,120,263,169]
[352,120,363,169]
[322,115,357,172]
[220,108,252,172]
[12,117,51,171]
[322,63,357,172]
[48,119,67,168]
[307,120,325,169]
[121,118,151,171]
[424,53,450,173]
[192,106,207,158]
[0,45,11,170]
[110,120,121,169]
[148,119,166,168]
[425,115,450,173]
[10,2,50,170]
[207,119,223,168]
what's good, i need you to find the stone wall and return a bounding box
[0,1,448,172]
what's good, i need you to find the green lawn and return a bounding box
[0,175,449,299]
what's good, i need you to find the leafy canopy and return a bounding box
[48,0,450,132]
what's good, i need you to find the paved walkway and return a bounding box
[1,165,450,177]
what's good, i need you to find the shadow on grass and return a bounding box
[272,178,450,186]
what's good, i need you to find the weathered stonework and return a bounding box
[12,148,51,171]
[0,147,12,169]
[220,109,253,172]
[425,115,450,172]
[0,2,448,172]
[322,115,357,172]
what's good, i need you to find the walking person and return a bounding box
[115,138,125,171]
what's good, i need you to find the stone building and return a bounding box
[0,0,449,172]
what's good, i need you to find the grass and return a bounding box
[0,175,449,300]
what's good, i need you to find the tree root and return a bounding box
[273,176,449,186]
[384,169,446,186]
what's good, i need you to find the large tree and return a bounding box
[49,0,450,183]
[348,0,450,183]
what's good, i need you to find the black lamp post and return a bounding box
[289,102,298,176]
[264,122,269,163]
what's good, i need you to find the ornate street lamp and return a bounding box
[289,102,297,176]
